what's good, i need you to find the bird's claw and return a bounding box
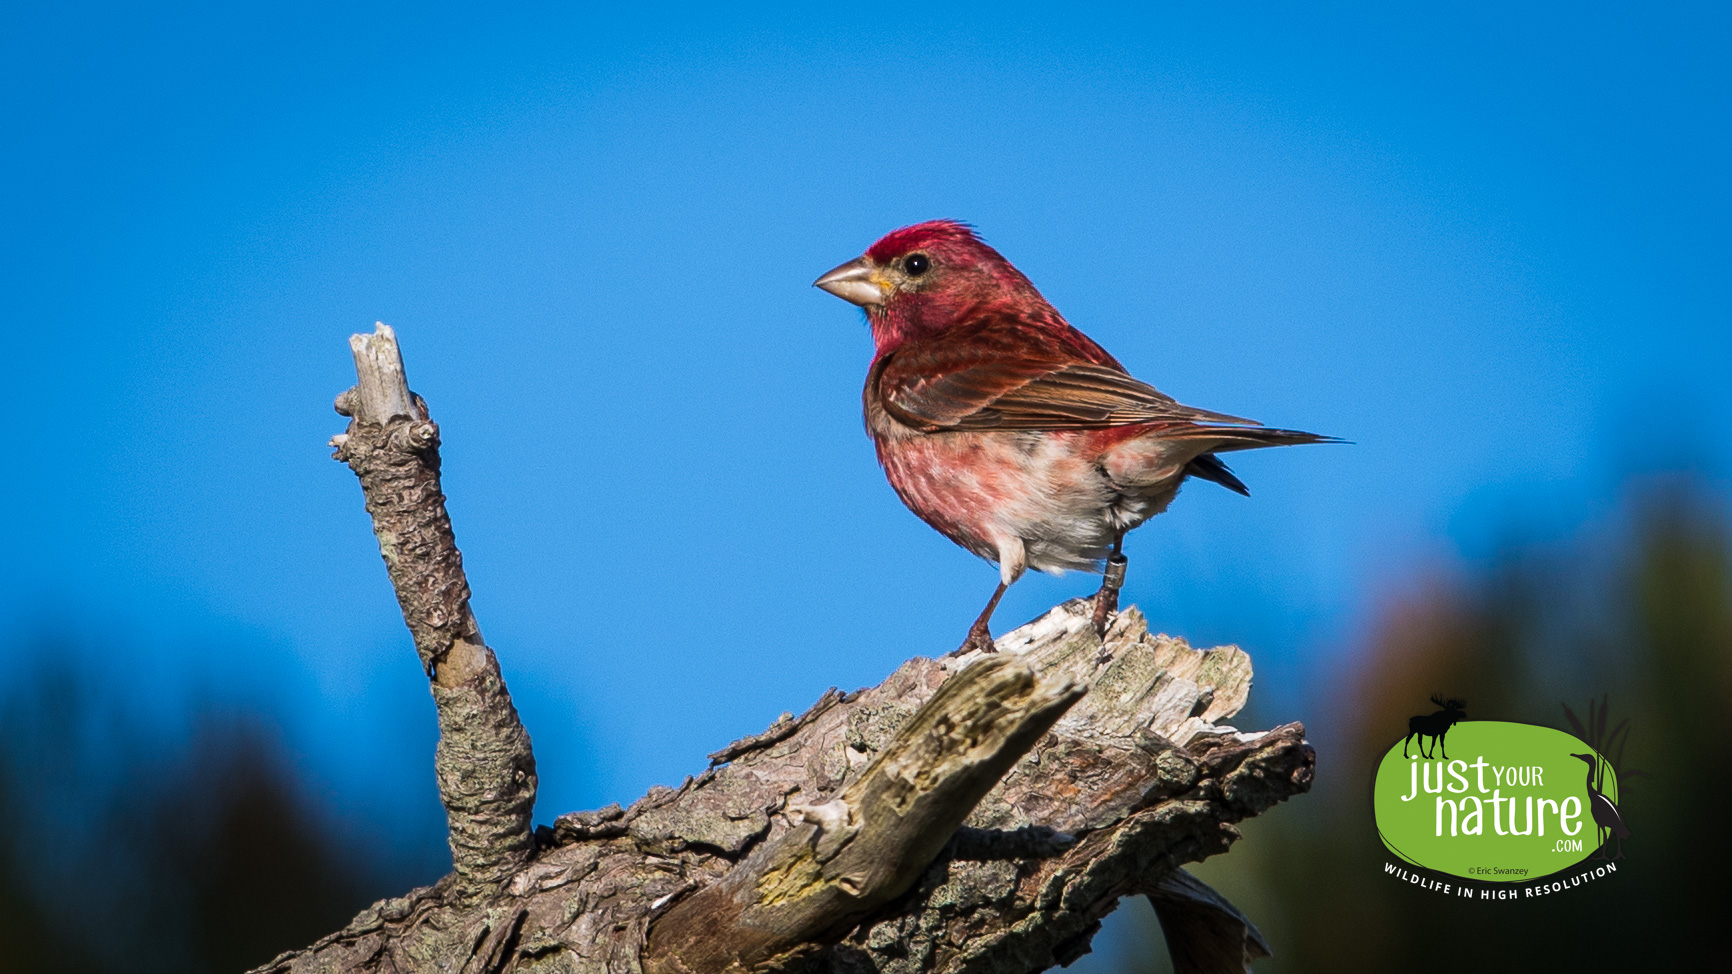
[950,624,998,657]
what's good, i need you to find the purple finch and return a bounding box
[816,220,1335,654]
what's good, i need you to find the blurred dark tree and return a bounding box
[138,722,399,972]
[1169,476,1732,972]
[0,653,434,973]
[0,770,94,974]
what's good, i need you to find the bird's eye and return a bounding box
[904,253,931,277]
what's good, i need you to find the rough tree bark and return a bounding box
[256,324,1314,974]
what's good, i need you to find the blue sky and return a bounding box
[2,3,1727,851]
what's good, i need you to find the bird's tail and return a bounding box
[1184,453,1250,495]
[1170,425,1343,452]
[1174,426,1343,497]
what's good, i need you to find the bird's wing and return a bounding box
[876,323,1258,432]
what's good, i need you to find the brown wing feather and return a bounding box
[877,317,1257,432]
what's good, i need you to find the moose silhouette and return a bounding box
[1403,694,1467,760]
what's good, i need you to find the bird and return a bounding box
[1571,752,1630,860]
[814,220,1336,655]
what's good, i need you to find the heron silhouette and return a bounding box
[1571,752,1629,860]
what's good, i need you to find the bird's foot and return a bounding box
[1091,554,1128,638]
[949,622,998,657]
[1090,592,1116,636]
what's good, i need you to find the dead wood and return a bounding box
[256,325,1314,974]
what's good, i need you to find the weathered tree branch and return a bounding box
[643,655,1085,974]
[258,325,1314,974]
[329,323,537,898]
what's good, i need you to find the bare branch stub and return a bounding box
[1146,869,1271,974]
[330,322,536,898]
[643,656,1086,974]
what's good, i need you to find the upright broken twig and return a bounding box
[330,323,537,898]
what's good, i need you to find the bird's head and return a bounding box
[1570,753,1596,766]
[814,220,1046,353]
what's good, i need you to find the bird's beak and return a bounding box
[813,257,888,307]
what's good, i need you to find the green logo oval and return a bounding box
[1373,721,1615,882]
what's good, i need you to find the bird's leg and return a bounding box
[952,582,1009,656]
[1091,535,1128,637]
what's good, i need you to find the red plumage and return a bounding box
[816,220,1334,653]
